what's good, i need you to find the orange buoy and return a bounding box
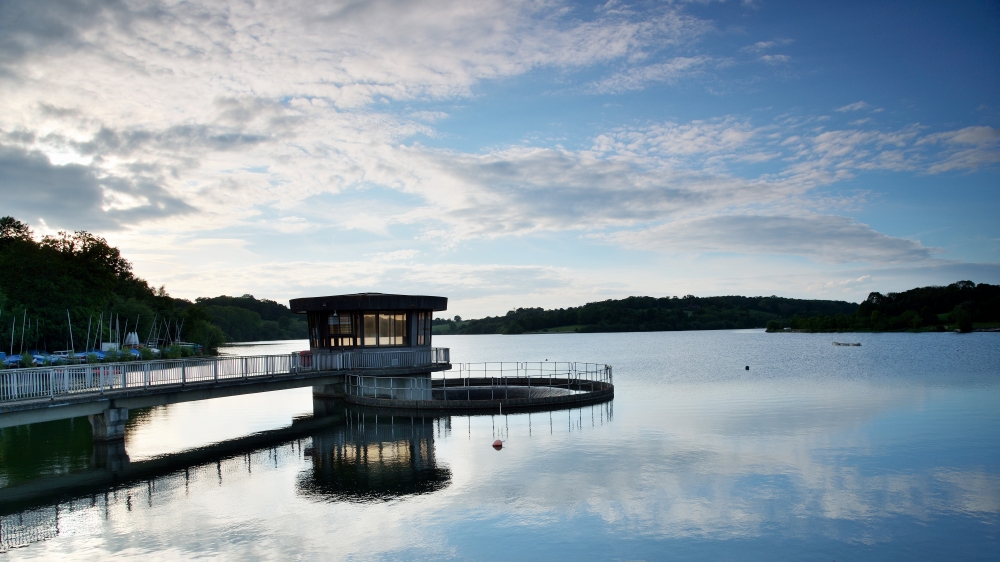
[492,439,503,450]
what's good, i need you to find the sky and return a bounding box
[1,0,998,318]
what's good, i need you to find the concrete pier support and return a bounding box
[313,382,346,399]
[88,407,129,442]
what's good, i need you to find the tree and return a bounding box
[0,217,33,246]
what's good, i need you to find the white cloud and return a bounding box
[919,126,1000,173]
[835,101,871,112]
[758,54,790,64]
[605,215,935,264]
[590,56,712,93]
[741,39,793,53]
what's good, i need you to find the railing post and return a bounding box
[144,362,149,388]
[213,359,219,382]
[182,360,187,386]
[50,369,55,398]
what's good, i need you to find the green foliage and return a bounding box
[18,353,33,367]
[765,320,783,332]
[951,305,974,333]
[501,321,525,335]
[86,353,100,364]
[197,295,306,342]
[139,347,155,360]
[786,281,999,333]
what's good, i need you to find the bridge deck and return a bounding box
[0,349,449,427]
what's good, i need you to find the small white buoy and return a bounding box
[492,439,503,450]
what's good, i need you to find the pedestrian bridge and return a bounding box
[0,348,450,437]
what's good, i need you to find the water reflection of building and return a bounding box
[298,406,450,502]
[0,401,452,552]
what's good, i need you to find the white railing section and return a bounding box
[0,348,449,404]
[345,361,613,402]
[436,362,612,387]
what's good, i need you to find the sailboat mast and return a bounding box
[20,309,26,355]
[66,309,74,352]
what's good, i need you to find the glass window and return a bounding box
[362,312,410,347]
[308,312,320,348]
[327,312,357,347]
[364,314,377,346]
[417,312,431,346]
[378,313,391,343]
[328,313,353,335]
[394,314,406,346]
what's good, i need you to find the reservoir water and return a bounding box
[1,330,998,559]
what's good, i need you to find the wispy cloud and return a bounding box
[590,56,712,93]
[919,126,1000,173]
[758,54,790,64]
[836,101,874,112]
[741,39,794,53]
[605,215,935,264]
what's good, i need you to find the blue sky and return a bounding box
[1,0,998,317]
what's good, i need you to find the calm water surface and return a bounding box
[1,330,998,560]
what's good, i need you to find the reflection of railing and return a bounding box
[0,403,451,551]
[0,348,450,404]
[0,506,59,552]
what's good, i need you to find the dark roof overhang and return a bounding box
[289,293,448,314]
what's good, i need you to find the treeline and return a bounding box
[435,295,859,335]
[772,281,1000,333]
[196,295,307,342]
[0,216,308,356]
[0,217,225,354]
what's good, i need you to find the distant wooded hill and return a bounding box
[433,295,859,335]
[776,281,1000,333]
[433,282,1000,336]
[195,295,307,342]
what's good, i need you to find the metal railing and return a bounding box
[436,362,611,387]
[0,347,449,404]
[345,362,613,403]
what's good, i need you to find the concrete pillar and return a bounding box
[89,407,129,442]
[313,382,346,399]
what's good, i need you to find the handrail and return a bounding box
[0,347,449,404]
[347,361,613,402]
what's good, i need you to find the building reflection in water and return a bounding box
[298,403,450,502]
[0,399,451,552]
[0,399,612,552]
